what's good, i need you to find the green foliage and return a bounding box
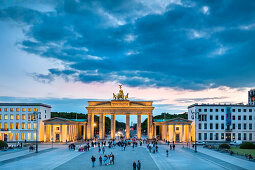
[141,112,188,132]
[0,140,8,149]
[219,144,230,149]
[240,142,255,149]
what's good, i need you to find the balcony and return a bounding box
[0,128,11,132]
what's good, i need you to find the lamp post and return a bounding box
[33,111,41,153]
[191,110,199,152]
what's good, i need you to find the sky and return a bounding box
[0,0,254,123]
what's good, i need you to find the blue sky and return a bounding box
[0,0,254,122]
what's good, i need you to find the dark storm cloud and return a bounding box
[1,0,255,89]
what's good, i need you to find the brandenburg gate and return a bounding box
[86,85,154,140]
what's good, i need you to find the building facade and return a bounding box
[0,103,51,142]
[248,89,255,105]
[188,104,255,142]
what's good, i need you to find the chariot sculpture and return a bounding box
[113,85,129,100]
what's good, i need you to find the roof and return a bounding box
[188,103,255,109]
[153,118,192,125]
[0,103,51,108]
[43,117,87,123]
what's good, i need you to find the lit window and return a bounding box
[33,133,36,140]
[10,114,13,120]
[4,114,8,120]
[0,123,1,129]
[33,123,37,129]
[21,133,25,140]
[0,108,2,112]
[28,115,31,121]
[0,115,2,120]
[16,114,19,120]
[10,108,14,112]
[28,123,31,129]
[10,123,13,129]
[34,108,37,112]
[22,108,25,112]
[16,108,19,112]
[4,108,8,112]
[27,133,31,140]
[16,123,19,129]
[10,133,13,140]
[4,123,7,130]
[15,133,19,140]
[28,108,31,112]
[22,123,25,129]
[22,114,25,120]
[56,127,60,130]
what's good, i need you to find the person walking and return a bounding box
[111,152,115,165]
[133,161,137,170]
[173,144,175,150]
[137,160,141,170]
[91,156,96,167]
[99,156,102,166]
[166,149,169,157]
[170,144,172,150]
[102,147,105,154]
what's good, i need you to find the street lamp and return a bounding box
[33,111,41,153]
[191,110,199,152]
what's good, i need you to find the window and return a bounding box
[33,123,37,129]
[16,123,19,129]
[28,115,31,121]
[56,127,60,130]
[10,133,13,141]
[238,109,241,112]
[238,133,241,140]
[22,114,25,120]
[249,133,252,140]
[0,123,1,129]
[28,123,31,129]
[0,115,2,120]
[232,133,235,140]
[210,123,213,129]
[204,109,207,112]
[199,123,201,129]
[244,115,246,120]
[0,108,2,112]
[45,115,47,119]
[4,114,8,120]
[16,114,19,120]
[238,116,241,120]
[34,108,37,112]
[232,115,235,120]
[198,109,202,112]
[221,123,224,130]
[199,133,202,140]
[216,115,218,120]
[216,123,219,129]
[244,109,246,112]
[204,133,207,140]
[21,133,25,140]
[221,109,224,112]
[210,109,213,112]
[244,124,247,130]
[221,133,224,139]
[244,133,247,140]
[4,108,8,112]
[210,133,213,140]
[15,133,19,140]
[10,108,14,112]
[215,133,219,140]
[27,133,31,140]
[22,108,25,112]
[204,123,207,129]
[16,108,19,112]
[249,115,252,120]
[4,123,7,130]
[10,123,13,129]
[210,115,213,120]
[198,115,201,121]
[232,109,235,112]
[216,109,218,112]
[249,109,252,112]
[249,123,252,130]
[28,108,31,112]
[10,114,13,120]
[238,123,241,130]
[33,133,36,140]
[22,123,25,129]
[221,115,224,120]
[232,123,235,130]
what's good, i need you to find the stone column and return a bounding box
[162,125,167,140]
[91,114,94,139]
[147,114,153,139]
[188,125,191,142]
[99,114,103,139]
[87,113,94,140]
[182,125,185,142]
[67,125,69,141]
[50,124,53,142]
[153,125,157,138]
[44,125,47,142]
[60,124,62,142]
[103,114,105,138]
[126,114,130,139]
[111,114,116,139]
[83,123,86,140]
[137,114,141,139]
[172,125,175,142]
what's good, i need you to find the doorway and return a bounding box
[4,134,8,142]
[176,134,180,142]
[226,133,231,141]
[56,134,60,142]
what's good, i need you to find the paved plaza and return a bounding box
[0,142,255,170]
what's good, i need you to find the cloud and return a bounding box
[176,96,229,103]
[1,0,255,90]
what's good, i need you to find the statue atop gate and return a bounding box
[113,84,129,100]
